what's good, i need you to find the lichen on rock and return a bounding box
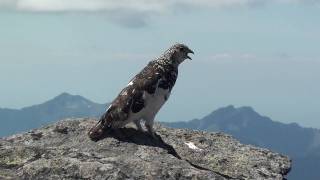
[0,118,291,179]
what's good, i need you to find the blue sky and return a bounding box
[0,0,319,128]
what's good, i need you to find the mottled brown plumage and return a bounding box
[88,43,194,141]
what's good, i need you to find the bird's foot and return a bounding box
[134,121,144,132]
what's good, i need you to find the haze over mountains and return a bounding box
[1,93,319,179]
[0,93,107,137]
[164,105,320,180]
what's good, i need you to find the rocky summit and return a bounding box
[0,118,291,180]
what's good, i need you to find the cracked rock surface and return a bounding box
[0,118,291,179]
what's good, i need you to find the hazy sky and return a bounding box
[0,0,319,128]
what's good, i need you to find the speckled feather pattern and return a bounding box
[88,43,193,139]
[99,51,178,128]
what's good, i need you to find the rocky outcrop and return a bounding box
[0,118,291,179]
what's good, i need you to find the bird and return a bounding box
[88,43,194,141]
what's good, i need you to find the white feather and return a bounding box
[126,86,170,123]
[184,142,203,151]
[127,81,133,86]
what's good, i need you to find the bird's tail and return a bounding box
[88,115,110,141]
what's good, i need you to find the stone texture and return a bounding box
[0,118,291,180]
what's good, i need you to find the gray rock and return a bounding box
[0,118,291,180]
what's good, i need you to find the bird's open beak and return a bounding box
[187,49,194,60]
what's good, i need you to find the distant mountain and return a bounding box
[163,105,320,180]
[0,93,107,137]
[1,94,319,179]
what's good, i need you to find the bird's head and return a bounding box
[164,43,194,65]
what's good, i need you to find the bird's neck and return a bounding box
[158,52,181,68]
[156,58,179,69]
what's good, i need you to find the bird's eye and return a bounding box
[179,47,184,51]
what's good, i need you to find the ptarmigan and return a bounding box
[88,43,194,141]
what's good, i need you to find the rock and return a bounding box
[0,118,291,180]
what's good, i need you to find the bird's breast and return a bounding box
[146,86,170,105]
[142,87,170,116]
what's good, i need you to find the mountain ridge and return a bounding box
[0,93,108,137]
[163,105,320,180]
[1,93,318,179]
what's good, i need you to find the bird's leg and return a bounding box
[134,119,143,132]
[145,119,157,139]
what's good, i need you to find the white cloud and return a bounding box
[210,53,233,60]
[1,0,318,28]
[1,0,166,12]
[0,0,318,12]
[210,53,257,61]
